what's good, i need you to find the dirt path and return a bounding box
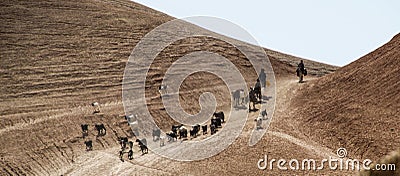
[56,76,344,175]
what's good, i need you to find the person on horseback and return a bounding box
[249,87,257,111]
[296,60,307,83]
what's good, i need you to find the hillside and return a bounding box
[293,34,400,161]
[0,0,350,175]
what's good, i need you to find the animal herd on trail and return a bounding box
[81,123,106,151]
[79,67,280,161]
[160,111,225,143]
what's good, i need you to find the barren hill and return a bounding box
[293,34,400,160]
[4,0,389,175]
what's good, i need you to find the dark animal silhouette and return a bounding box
[119,150,124,161]
[179,127,188,139]
[254,79,262,101]
[119,137,128,150]
[128,141,134,149]
[128,149,133,160]
[190,124,200,138]
[136,138,148,154]
[210,124,217,135]
[261,109,268,119]
[248,88,257,111]
[94,123,106,136]
[81,124,88,138]
[167,131,178,142]
[171,124,183,134]
[84,140,93,151]
[211,118,222,128]
[213,111,225,123]
[202,125,208,135]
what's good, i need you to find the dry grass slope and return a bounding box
[293,34,400,161]
[0,0,360,175]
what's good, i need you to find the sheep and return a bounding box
[91,102,100,113]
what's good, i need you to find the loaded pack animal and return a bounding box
[201,125,208,135]
[95,123,106,136]
[84,140,93,151]
[81,124,88,138]
[152,129,161,141]
[213,111,225,123]
[189,124,201,138]
[136,138,148,154]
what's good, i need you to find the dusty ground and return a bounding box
[1,0,398,175]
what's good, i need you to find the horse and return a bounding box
[248,88,258,111]
[84,140,93,151]
[296,68,307,83]
[95,123,106,136]
[81,124,88,138]
[254,86,262,101]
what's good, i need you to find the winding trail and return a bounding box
[57,77,342,175]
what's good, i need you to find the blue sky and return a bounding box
[133,0,400,66]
